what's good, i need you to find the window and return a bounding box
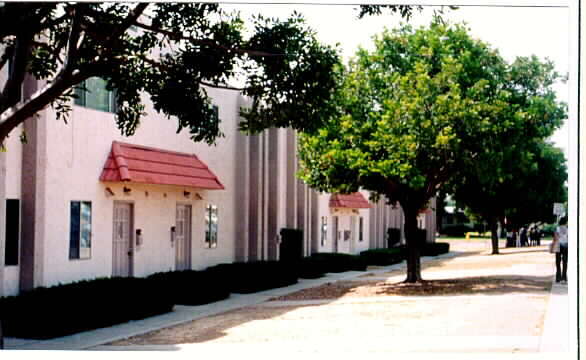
[69,201,92,259]
[359,217,364,242]
[5,199,20,266]
[74,77,116,112]
[205,204,218,248]
[320,216,327,246]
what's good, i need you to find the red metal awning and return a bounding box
[329,192,371,209]
[100,141,224,190]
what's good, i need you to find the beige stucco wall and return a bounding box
[36,87,244,287]
[2,124,23,295]
[1,62,24,296]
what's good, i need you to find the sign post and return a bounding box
[553,203,565,223]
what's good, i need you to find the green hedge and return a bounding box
[147,270,230,306]
[360,248,405,266]
[422,242,450,256]
[308,253,368,273]
[0,277,173,339]
[295,257,328,279]
[387,228,401,247]
[206,261,298,294]
[279,228,304,263]
[441,224,473,237]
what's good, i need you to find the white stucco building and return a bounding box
[0,72,436,297]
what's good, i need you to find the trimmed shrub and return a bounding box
[387,228,401,248]
[147,270,230,306]
[360,248,404,266]
[441,224,473,237]
[205,261,298,294]
[0,277,173,339]
[422,242,450,256]
[279,228,304,263]
[296,257,327,279]
[308,253,368,273]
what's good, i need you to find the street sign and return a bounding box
[553,203,565,216]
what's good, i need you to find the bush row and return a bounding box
[421,242,451,256]
[0,277,174,339]
[206,261,299,294]
[147,269,230,305]
[359,248,404,266]
[0,242,450,339]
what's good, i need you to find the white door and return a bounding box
[350,216,356,254]
[112,202,133,277]
[175,204,192,270]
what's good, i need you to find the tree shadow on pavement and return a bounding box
[372,274,552,296]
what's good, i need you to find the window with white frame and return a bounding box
[69,201,92,259]
[205,204,218,248]
[359,216,364,242]
[320,216,327,246]
[74,77,117,113]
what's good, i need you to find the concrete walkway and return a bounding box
[3,246,570,354]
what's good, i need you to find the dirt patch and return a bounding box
[270,275,551,301]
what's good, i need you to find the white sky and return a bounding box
[222,3,570,157]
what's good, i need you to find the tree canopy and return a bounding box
[447,55,567,253]
[0,2,343,145]
[297,20,546,282]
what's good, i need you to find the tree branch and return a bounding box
[108,3,149,43]
[0,69,91,143]
[63,5,84,73]
[0,31,34,114]
[132,20,287,58]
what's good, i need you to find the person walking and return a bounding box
[552,216,568,283]
[520,227,528,247]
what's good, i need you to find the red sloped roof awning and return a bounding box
[329,192,371,209]
[100,141,224,190]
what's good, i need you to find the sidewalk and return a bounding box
[4,244,569,353]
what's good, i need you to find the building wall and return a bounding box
[2,72,438,294]
[27,87,245,288]
[2,125,23,296]
[1,61,25,296]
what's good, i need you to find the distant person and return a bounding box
[552,216,568,283]
[529,227,538,246]
[514,229,520,248]
[520,227,528,247]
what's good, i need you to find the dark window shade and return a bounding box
[69,201,80,259]
[5,199,20,266]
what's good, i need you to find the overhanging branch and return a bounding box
[132,20,287,58]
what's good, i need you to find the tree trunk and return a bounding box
[489,217,499,255]
[403,207,422,283]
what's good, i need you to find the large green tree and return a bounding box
[298,20,518,283]
[449,56,567,254]
[0,2,344,145]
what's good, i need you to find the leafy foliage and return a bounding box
[448,55,567,252]
[0,3,341,144]
[297,19,555,281]
[299,20,511,208]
